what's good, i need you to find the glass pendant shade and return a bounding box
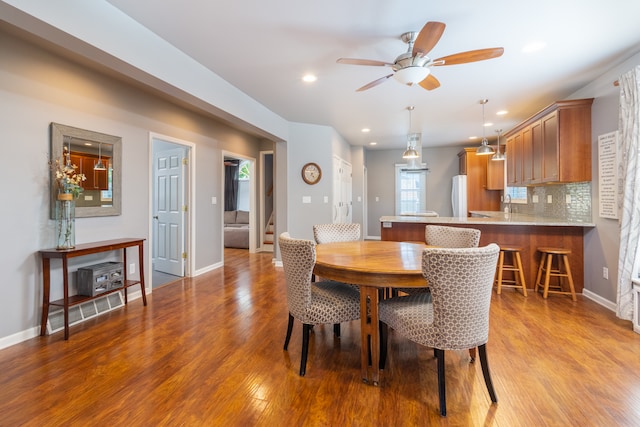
[394,66,430,86]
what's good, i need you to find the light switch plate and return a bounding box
[302,196,311,204]
[547,195,553,203]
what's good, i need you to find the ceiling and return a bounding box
[105,0,640,150]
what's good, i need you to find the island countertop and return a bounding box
[380,211,595,227]
[380,212,593,293]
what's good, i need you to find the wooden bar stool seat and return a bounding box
[495,246,527,296]
[534,247,577,301]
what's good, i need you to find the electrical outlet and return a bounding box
[129,263,135,275]
[603,267,609,279]
[532,195,539,203]
[566,194,572,204]
[547,195,553,203]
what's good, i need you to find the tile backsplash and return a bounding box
[505,182,592,222]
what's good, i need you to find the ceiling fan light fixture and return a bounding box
[393,66,430,86]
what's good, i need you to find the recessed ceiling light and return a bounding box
[369,141,377,146]
[522,42,546,53]
[469,136,478,140]
[361,128,370,133]
[302,74,317,83]
[484,122,493,127]
[496,110,508,116]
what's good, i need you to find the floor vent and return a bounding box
[46,292,124,335]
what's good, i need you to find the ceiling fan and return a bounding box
[337,21,504,92]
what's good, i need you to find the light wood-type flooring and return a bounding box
[2,248,640,426]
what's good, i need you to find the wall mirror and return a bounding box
[50,123,122,218]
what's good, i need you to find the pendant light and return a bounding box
[491,129,506,161]
[476,99,494,155]
[402,106,420,159]
[94,142,106,171]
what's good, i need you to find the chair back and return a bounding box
[278,232,315,319]
[313,223,361,244]
[422,244,500,349]
[425,225,480,248]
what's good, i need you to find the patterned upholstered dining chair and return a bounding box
[425,224,481,248]
[279,232,361,376]
[379,244,500,417]
[396,225,481,296]
[312,223,361,283]
[312,223,361,244]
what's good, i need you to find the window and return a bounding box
[238,160,250,180]
[506,186,528,204]
[395,164,428,215]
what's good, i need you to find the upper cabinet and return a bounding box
[505,98,593,185]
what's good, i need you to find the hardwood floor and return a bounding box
[2,248,640,426]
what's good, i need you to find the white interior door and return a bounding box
[153,147,185,276]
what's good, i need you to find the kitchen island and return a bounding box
[380,212,595,294]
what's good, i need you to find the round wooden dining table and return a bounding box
[314,240,429,385]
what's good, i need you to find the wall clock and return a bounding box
[301,162,322,185]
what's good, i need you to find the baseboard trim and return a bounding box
[582,288,616,311]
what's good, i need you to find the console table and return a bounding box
[40,238,147,340]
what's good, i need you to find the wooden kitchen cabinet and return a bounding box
[486,147,505,190]
[504,98,593,185]
[458,147,501,213]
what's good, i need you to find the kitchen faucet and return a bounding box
[504,194,512,214]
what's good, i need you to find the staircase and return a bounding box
[263,212,274,252]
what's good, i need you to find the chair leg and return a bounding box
[478,344,498,404]
[379,322,388,369]
[333,323,340,337]
[283,313,294,350]
[435,348,446,417]
[300,323,312,376]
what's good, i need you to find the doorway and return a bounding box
[150,134,194,288]
[222,151,256,257]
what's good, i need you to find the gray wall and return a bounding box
[285,122,359,241]
[364,145,462,238]
[569,52,640,303]
[0,26,263,342]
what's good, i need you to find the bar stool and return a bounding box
[534,247,577,301]
[494,246,527,296]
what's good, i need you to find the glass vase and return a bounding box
[56,193,75,250]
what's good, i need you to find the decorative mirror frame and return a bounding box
[50,123,122,218]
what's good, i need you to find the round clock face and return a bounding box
[302,162,322,185]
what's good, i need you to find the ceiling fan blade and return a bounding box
[337,58,392,67]
[412,21,446,57]
[356,74,394,92]
[419,74,441,91]
[434,47,504,66]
